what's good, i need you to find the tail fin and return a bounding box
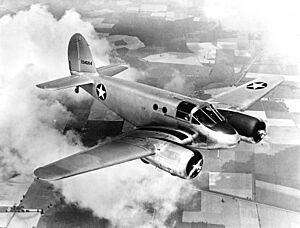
[36,33,96,90]
[36,33,128,90]
[68,33,96,75]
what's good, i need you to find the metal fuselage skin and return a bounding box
[81,73,240,151]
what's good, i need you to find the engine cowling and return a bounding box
[139,136,203,179]
[133,127,203,179]
[185,151,203,179]
[218,109,266,143]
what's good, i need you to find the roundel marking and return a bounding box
[96,83,107,100]
[246,81,268,90]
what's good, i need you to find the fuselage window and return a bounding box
[162,107,168,114]
[177,110,190,121]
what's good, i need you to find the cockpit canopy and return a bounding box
[176,101,224,126]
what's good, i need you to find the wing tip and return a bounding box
[36,82,55,90]
[34,167,50,180]
[34,166,62,181]
[36,83,46,89]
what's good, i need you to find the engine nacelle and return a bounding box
[133,127,203,179]
[218,109,266,143]
[142,139,203,179]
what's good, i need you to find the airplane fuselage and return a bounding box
[81,73,240,150]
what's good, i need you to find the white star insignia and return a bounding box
[188,159,203,178]
[247,82,267,90]
[96,84,106,100]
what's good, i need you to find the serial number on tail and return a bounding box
[81,60,92,65]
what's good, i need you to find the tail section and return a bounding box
[36,33,96,90]
[36,33,128,90]
[68,33,96,75]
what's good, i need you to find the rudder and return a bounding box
[68,33,96,75]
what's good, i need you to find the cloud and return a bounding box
[61,160,194,227]
[117,65,199,97]
[163,69,196,96]
[0,4,107,198]
[1,4,109,79]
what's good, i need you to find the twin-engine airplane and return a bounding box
[34,33,283,180]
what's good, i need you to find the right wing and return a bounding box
[34,133,159,180]
[209,75,284,110]
[36,75,93,90]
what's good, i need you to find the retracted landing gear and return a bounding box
[75,86,79,93]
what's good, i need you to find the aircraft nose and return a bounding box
[211,122,237,135]
[209,122,240,148]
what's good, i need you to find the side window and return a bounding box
[176,101,196,121]
[177,110,190,121]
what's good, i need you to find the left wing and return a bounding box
[34,133,157,180]
[34,131,182,180]
[209,75,284,110]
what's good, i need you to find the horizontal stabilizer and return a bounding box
[210,75,284,110]
[97,63,128,76]
[34,134,156,180]
[36,75,93,90]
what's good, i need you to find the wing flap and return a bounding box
[210,75,284,110]
[34,135,156,180]
[36,75,93,90]
[96,63,128,76]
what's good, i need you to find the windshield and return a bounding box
[192,104,224,126]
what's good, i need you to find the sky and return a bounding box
[203,0,300,65]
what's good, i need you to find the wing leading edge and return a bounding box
[210,75,284,110]
[34,134,159,180]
